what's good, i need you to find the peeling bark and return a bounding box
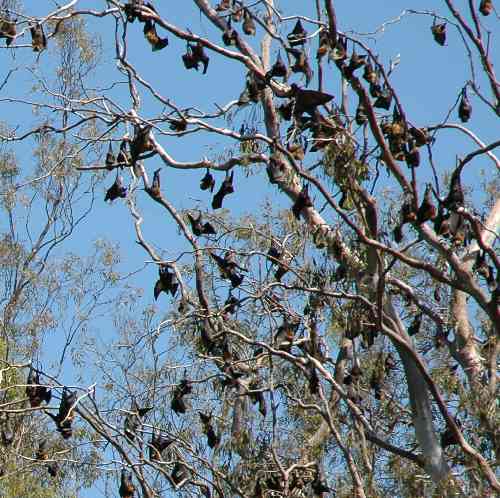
[450,198,500,385]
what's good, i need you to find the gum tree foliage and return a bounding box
[0,0,498,497]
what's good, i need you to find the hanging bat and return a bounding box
[130,125,154,162]
[171,462,189,486]
[434,207,451,237]
[223,295,239,315]
[266,475,283,492]
[267,243,282,262]
[123,0,142,22]
[451,216,471,247]
[46,387,77,439]
[124,402,152,441]
[149,430,172,461]
[119,469,136,498]
[291,184,313,219]
[265,51,287,81]
[221,334,234,365]
[47,461,59,477]
[330,35,348,62]
[210,250,244,288]
[182,45,198,70]
[474,250,490,279]
[228,270,244,288]
[187,212,203,236]
[222,359,252,385]
[200,325,215,353]
[116,140,131,167]
[147,168,161,198]
[354,99,367,125]
[170,393,187,414]
[123,412,138,441]
[400,197,417,225]
[440,420,461,447]
[245,75,261,103]
[405,139,420,168]
[458,89,472,122]
[229,3,243,22]
[169,118,187,132]
[143,19,168,51]
[363,61,377,83]
[480,0,493,15]
[187,212,216,236]
[274,319,300,351]
[287,48,313,86]
[256,391,267,417]
[344,49,367,78]
[384,353,396,373]
[247,379,266,414]
[224,249,243,270]
[369,80,383,99]
[266,153,287,183]
[202,220,216,235]
[191,42,209,74]
[275,263,288,281]
[370,369,384,400]
[431,23,446,46]
[123,0,157,23]
[290,84,333,116]
[0,18,16,46]
[287,141,305,161]
[170,378,192,414]
[200,169,215,191]
[211,171,234,209]
[373,86,393,110]
[36,440,49,460]
[105,142,116,170]
[443,167,464,211]
[30,23,46,52]
[310,116,338,149]
[199,412,219,448]
[267,243,288,281]
[416,184,437,223]
[222,20,238,46]
[205,423,219,449]
[307,364,320,394]
[277,101,293,121]
[242,9,256,36]
[408,313,422,336]
[154,265,179,299]
[26,366,52,407]
[316,29,330,60]
[409,127,430,147]
[104,175,127,202]
[287,19,307,46]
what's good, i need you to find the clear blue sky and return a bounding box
[2,1,498,496]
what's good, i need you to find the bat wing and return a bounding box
[211,189,224,209]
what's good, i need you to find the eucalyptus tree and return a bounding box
[0,1,498,497]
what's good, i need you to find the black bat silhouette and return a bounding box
[154,265,179,300]
[211,171,234,209]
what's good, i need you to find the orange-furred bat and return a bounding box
[143,19,168,51]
